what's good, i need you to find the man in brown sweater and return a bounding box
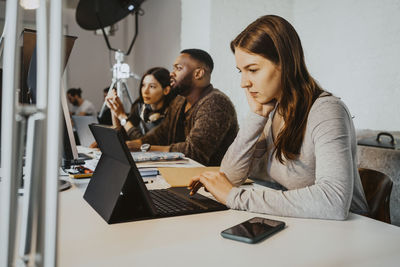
[126,49,238,166]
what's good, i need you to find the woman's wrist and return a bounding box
[111,114,121,127]
[118,113,128,121]
[225,187,240,208]
[118,114,129,128]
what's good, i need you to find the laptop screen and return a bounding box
[72,115,98,147]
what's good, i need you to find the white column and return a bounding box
[0,1,20,266]
[43,0,62,266]
[36,0,48,110]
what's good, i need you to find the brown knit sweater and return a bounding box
[140,85,238,166]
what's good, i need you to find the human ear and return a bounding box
[194,68,205,80]
[163,86,171,96]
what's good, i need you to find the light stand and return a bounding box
[99,50,135,117]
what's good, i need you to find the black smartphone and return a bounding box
[221,217,285,244]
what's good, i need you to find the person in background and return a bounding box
[106,67,175,139]
[67,88,96,116]
[188,15,369,220]
[97,87,113,125]
[125,49,239,166]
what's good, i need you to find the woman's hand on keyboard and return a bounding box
[188,171,234,205]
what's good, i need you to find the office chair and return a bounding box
[358,168,393,224]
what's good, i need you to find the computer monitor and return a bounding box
[61,86,82,166]
[21,29,80,168]
[21,29,77,104]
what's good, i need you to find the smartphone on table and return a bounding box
[221,217,285,244]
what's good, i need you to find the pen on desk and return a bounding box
[69,173,93,179]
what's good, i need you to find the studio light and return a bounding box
[76,0,145,31]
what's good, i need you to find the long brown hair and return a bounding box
[134,67,176,110]
[231,15,327,163]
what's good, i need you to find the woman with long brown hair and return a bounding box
[107,67,175,139]
[189,15,368,220]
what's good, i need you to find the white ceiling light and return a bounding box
[20,0,40,10]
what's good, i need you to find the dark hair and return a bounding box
[231,15,327,163]
[67,88,82,97]
[180,48,214,73]
[136,67,175,109]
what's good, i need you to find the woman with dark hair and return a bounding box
[189,15,368,220]
[107,67,175,139]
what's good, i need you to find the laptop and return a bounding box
[72,115,99,147]
[84,124,227,224]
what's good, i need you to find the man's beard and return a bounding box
[72,100,79,106]
[173,74,193,96]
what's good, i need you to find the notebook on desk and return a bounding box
[84,124,227,224]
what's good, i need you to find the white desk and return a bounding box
[58,178,400,267]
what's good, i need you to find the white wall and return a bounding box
[131,0,181,89]
[181,0,211,51]
[293,0,400,131]
[181,0,400,131]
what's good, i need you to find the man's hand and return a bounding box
[245,89,277,118]
[126,139,142,151]
[188,171,234,205]
[89,141,98,148]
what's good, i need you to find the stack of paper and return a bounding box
[139,168,159,178]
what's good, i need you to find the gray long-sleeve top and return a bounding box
[220,95,368,220]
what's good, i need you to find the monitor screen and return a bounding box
[21,29,77,104]
[20,29,79,166]
[61,86,79,161]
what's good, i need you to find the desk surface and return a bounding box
[57,178,400,267]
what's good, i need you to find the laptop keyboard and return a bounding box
[149,189,205,215]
